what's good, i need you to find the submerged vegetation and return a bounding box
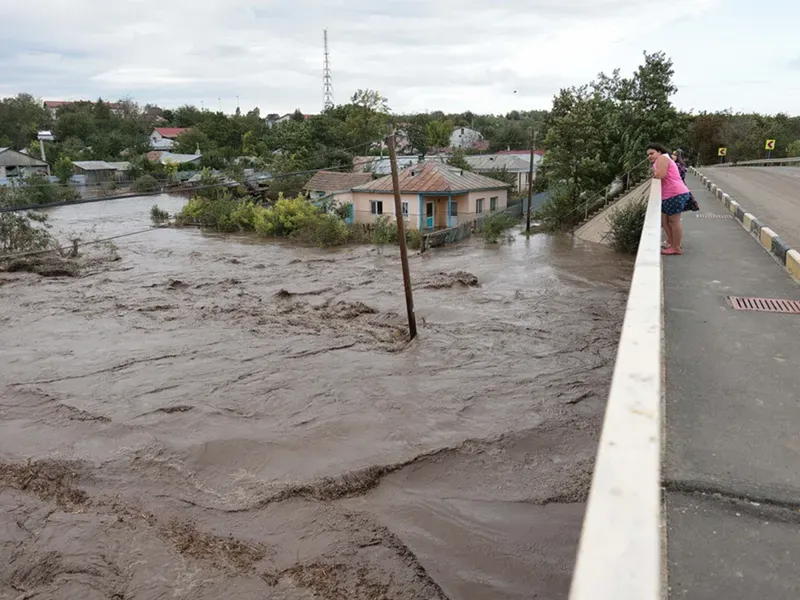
[155,179,420,249]
[0,211,54,254]
[479,211,520,243]
[606,199,648,254]
[0,174,80,208]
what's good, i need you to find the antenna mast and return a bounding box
[323,29,334,110]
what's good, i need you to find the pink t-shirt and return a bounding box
[656,157,690,199]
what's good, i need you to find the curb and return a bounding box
[689,166,800,283]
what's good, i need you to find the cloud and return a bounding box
[8,0,794,116]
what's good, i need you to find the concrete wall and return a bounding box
[570,179,663,600]
[468,189,508,218]
[574,180,651,246]
[350,192,420,226]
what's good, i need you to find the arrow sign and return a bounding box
[718,147,727,156]
[765,139,776,151]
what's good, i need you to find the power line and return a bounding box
[0,150,417,213]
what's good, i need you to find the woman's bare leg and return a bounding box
[662,213,672,247]
[669,214,683,252]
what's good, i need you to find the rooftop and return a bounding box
[465,154,531,171]
[352,160,512,194]
[153,127,190,139]
[72,160,119,171]
[0,147,48,167]
[158,152,202,165]
[304,170,373,192]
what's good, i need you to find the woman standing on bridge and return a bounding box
[648,143,691,255]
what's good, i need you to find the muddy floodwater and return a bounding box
[0,195,633,600]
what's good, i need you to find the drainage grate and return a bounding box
[696,214,732,219]
[727,296,800,314]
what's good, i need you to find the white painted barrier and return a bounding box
[570,179,663,600]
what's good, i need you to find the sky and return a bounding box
[0,0,797,116]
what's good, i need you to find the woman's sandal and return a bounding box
[661,247,683,255]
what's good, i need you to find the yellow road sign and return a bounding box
[765,139,776,151]
[718,147,727,157]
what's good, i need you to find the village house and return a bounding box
[349,161,510,230]
[450,126,488,151]
[304,170,372,200]
[465,154,533,192]
[72,161,131,184]
[149,127,190,150]
[148,151,202,167]
[0,147,49,180]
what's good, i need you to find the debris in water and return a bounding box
[4,256,80,277]
[419,270,479,289]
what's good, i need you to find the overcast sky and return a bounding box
[0,0,797,116]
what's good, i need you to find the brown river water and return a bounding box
[0,195,632,600]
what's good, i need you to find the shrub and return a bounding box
[150,204,169,224]
[480,211,519,243]
[372,215,398,246]
[606,199,647,254]
[132,174,159,193]
[346,223,373,244]
[0,175,79,208]
[0,211,55,254]
[293,213,349,247]
[406,227,422,250]
[537,184,582,230]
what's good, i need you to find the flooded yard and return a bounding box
[0,195,633,599]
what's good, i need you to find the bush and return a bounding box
[480,211,519,243]
[372,215,398,246]
[177,191,240,232]
[406,227,422,250]
[0,174,79,208]
[293,213,349,247]
[150,204,169,224]
[537,184,582,230]
[0,211,55,254]
[606,198,647,254]
[132,174,159,193]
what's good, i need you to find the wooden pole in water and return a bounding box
[387,126,418,341]
[526,128,537,233]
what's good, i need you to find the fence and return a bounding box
[419,203,522,253]
[569,179,663,600]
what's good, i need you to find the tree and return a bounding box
[404,114,431,155]
[426,120,452,149]
[346,89,390,149]
[54,156,74,183]
[787,139,800,157]
[447,149,472,171]
[174,129,212,154]
[0,94,51,150]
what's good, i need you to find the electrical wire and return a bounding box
[0,227,157,261]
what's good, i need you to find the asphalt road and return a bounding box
[664,176,800,599]
[702,166,800,250]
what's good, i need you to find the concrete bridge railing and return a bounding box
[569,179,663,600]
[710,156,800,167]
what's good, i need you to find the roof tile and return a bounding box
[352,160,511,194]
[304,170,373,192]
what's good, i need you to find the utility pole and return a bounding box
[526,128,537,234]
[387,126,417,341]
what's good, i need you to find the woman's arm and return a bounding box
[653,155,669,179]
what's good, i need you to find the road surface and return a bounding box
[702,166,800,250]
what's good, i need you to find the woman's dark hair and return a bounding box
[673,148,686,166]
[646,142,669,154]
